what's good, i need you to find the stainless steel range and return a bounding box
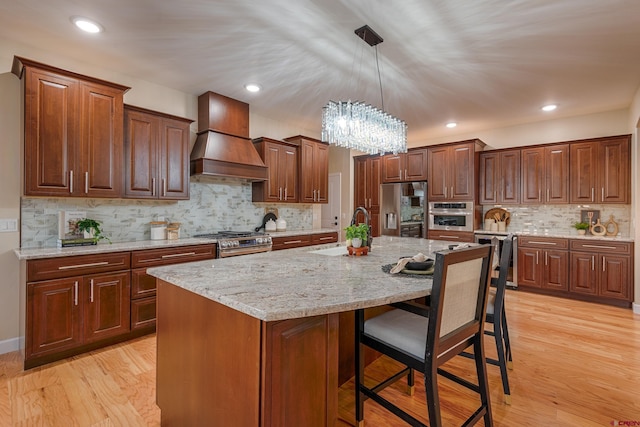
[194,231,272,258]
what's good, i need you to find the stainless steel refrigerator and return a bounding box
[380,182,427,238]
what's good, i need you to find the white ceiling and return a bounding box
[2,0,640,143]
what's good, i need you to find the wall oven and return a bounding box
[428,201,474,232]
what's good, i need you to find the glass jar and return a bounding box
[150,221,167,240]
[166,222,181,240]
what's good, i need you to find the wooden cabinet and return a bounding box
[428,141,481,201]
[382,149,427,183]
[521,144,569,204]
[284,135,329,203]
[13,56,129,198]
[25,252,131,368]
[311,232,339,245]
[427,230,475,243]
[479,149,521,205]
[252,138,298,202]
[400,223,422,238]
[130,244,216,332]
[569,240,632,304]
[124,105,192,200]
[354,156,382,237]
[517,236,569,291]
[271,232,338,251]
[570,135,630,204]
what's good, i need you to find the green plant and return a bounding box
[345,223,369,241]
[572,221,590,230]
[76,218,111,243]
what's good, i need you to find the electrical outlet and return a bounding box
[0,218,18,232]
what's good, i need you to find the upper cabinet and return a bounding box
[521,144,569,204]
[570,135,630,204]
[479,149,521,205]
[252,138,298,203]
[124,105,193,200]
[382,149,427,183]
[354,155,382,237]
[13,57,130,198]
[284,135,329,203]
[428,140,483,201]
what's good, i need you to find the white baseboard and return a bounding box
[0,336,20,355]
[633,302,640,315]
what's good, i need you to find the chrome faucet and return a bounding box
[351,206,373,250]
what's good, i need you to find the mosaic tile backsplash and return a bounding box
[21,176,314,248]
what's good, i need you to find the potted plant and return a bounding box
[345,223,369,248]
[572,221,590,235]
[76,218,111,244]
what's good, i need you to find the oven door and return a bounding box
[428,210,473,232]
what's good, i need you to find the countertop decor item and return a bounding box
[485,208,510,226]
[321,25,407,155]
[76,218,111,244]
[590,218,607,236]
[276,217,287,231]
[604,214,619,236]
[572,221,590,235]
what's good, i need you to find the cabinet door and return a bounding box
[499,150,520,204]
[159,117,190,200]
[599,255,629,299]
[354,157,367,209]
[427,146,448,200]
[368,157,382,237]
[24,68,79,196]
[450,144,474,200]
[517,248,541,288]
[542,250,568,291]
[124,108,158,198]
[131,268,157,299]
[27,277,82,358]
[382,154,403,183]
[299,139,316,202]
[521,147,544,204]
[282,145,299,202]
[479,152,499,204]
[80,82,123,198]
[599,138,629,203]
[131,296,157,331]
[84,271,130,343]
[315,143,329,203]
[405,149,427,181]
[545,144,569,203]
[570,142,598,204]
[569,252,598,295]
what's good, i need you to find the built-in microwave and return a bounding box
[428,201,474,232]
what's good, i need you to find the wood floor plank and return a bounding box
[0,291,639,426]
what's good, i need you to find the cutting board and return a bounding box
[484,208,511,226]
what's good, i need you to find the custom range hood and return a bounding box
[190,91,268,181]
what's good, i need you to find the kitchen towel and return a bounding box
[390,253,430,274]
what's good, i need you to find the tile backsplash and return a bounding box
[21,176,314,248]
[481,204,631,236]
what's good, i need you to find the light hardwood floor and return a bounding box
[1,290,639,426]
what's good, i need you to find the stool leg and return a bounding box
[494,314,511,404]
[501,307,513,369]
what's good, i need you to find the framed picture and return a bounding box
[580,209,600,234]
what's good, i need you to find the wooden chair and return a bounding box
[355,245,494,427]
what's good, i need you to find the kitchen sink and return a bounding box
[309,246,349,256]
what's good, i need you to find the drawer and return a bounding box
[131,268,157,299]
[271,235,313,250]
[518,236,569,250]
[131,244,216,268]
[311,232,338,245]
[569,240,632,255]
[131,296,156,331]
[428,230,474,243]
[27,252,131,282]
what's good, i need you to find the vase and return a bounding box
[577,229,586,235]
[352,237,362,248]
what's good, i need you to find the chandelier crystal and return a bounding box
[321,25,407,155]
[322,100,407,155]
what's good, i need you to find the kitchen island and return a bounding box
[147,236,454,426]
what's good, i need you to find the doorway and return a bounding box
[321,173,341,233]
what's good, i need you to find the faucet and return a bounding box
[351,206,373,250]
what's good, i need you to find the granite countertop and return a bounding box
[148,236,454,322]
[473,229,634,242]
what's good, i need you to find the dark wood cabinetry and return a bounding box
[382,149,427,183]
[479,149,521,204]
[285,135,329,203]
[427,230,475,243]
[517,236,569,291]
[124,105,192,200]
[428,141,481,201]
[570,135,630,204]
[400,223,422,238]
[354,156,382,236]
[252,138,298,202]
[13,56,129,198]
[521,144,569,204]
[271,232,338,251]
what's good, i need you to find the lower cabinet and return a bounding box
[517,237,633,307]
[428,230,475,243]
[271,232,338,251]
[400,223,422,238]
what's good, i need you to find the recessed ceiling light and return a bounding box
[541,104,557,112]
[446,122,457,128]
[244,84,261,93]
[71,16,103,33]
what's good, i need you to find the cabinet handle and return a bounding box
[85,172,89,194]
[317,189,320,200]
[602,256,606,272]
[58,261,110,270]
[440,235,460,239]
[69,170,74,193]
[284,240,302,245]
[591,255,595,270]
[536,251,539,265]
[405,169,408,180]
[545,252,548,265]
[74,281,78,306]
[591,187,594,202]
[90,279,94,303]
[163,179,167,197]
[152,178,156,196]
[284,187,287,200]
[601,187,604,202]
[312,189,316,202]
[451,186,453,198]
[528,241,557,246]
[368,198,372,208]
[318,236,334,241]
[546,188,550,202]
[582,244,617,250]
[538,189,541,202]
[161,252,196,259]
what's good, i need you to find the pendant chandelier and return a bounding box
[322,25,407,156]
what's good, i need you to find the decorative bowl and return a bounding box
[401,257,434,271]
